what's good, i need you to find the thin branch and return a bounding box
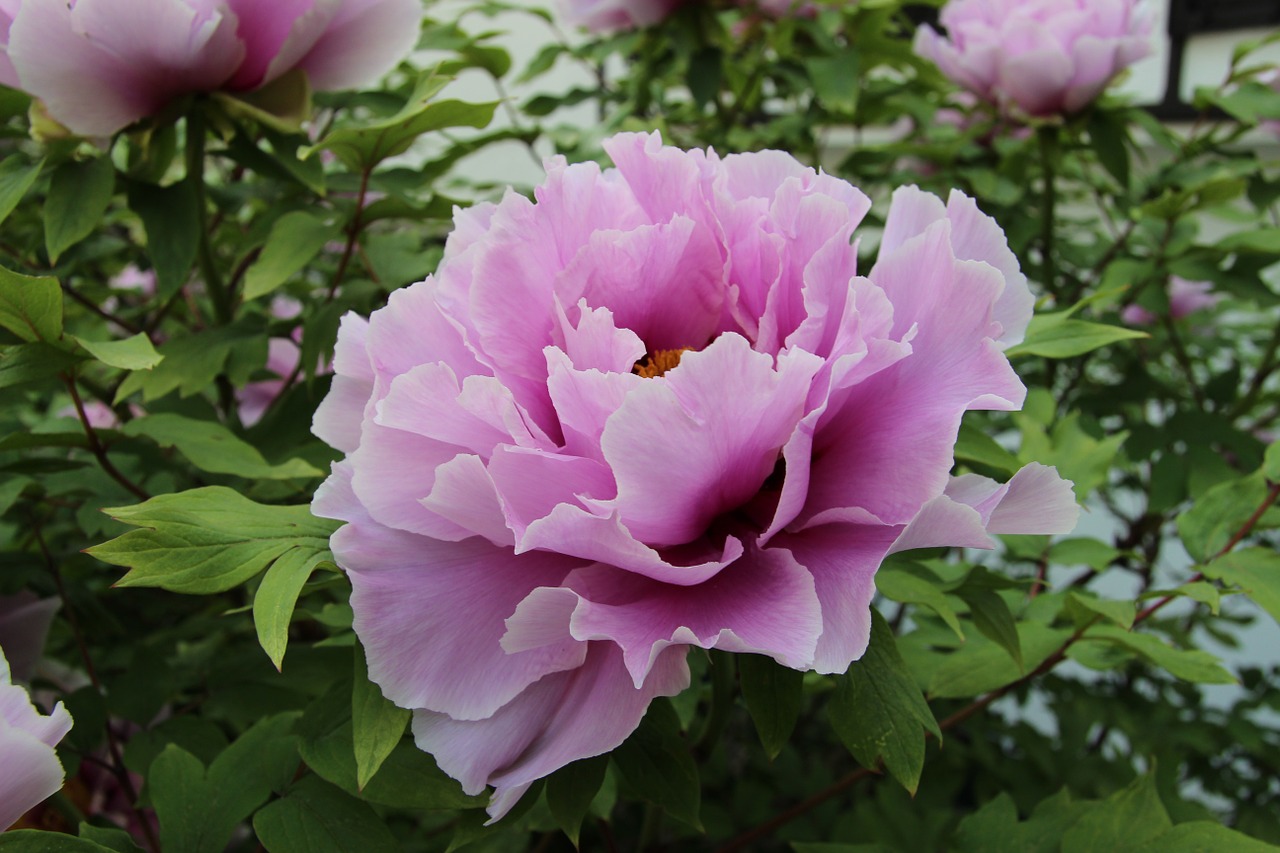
[62,375,150,501]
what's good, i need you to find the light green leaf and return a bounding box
[1049,538,1120,571]
[352,643,409,791]
[929,623,1072,699]
[875,563,964,640]
[78,823,144,853]
[254,547,324,670]
[73,333,163,371]
[952,790,1094,853]
[1134,822,1280,853]
[45,155,114,262]
[1066,592,1135,630]
[122,413,320,480]
[1086,625,1235,684]
[309,71,497,171]
[1007,314,1147,359]
[955,422,1020,475]
[243,211,341,301]
[1177,471,1269,562]
[0,266,62,343]
[546,755,609,848]
[957,586,1022,670]
[114,322,265,403]
[739,654,805,760]
[86,486,336,594]
[0,154,42,228]
[1203,547,1280,624]
[1060,773,1171,853]
[829,610,940,793]
[253,776,401,853]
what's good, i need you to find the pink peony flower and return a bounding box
[312,131,1078,818]
[0,645,73,830]
[1121,276,1222,326]
[0,0,424,137]
[914,0,1153,118]
[555,0,686,32]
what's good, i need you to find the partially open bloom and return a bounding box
[0,0,423,137]
[555,0,686,32]
[1121,276,1222,326]
[914,0,1152,118]
[1,645,73,830]
[313,131,1078,817]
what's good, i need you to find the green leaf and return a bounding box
[0,343,80,389]
[829,610,940,793]
[352,643,409,791]
[1007,315,1146,359]
[0,266,62,343]
[1134,822,1280,853]
[254,547,324,670]
[1169,581,1221,615]
[952,789,1096,853]
[738,654,804,759]
[122,413,321,479]
[309,71,498,171]
[243,211,341,301]
[213,67,312,133]
[114,322,265,403]
[1217,227,1280,255]
[87,486,336,593]
[1060,773,1171,853]
[73,333,163,371]
[1049,538,1120,571]
[955,422,1020,475]
[0,154,42,228]
[956,586,1022,670]
[0,832,115,852]
[208,713,303,805]
[1085,625,1235,684]
[45,155,114,262]
[613,699,701,830]
[126,179,200,298]
[875,562,964,640]
[1203,547,1280,624]
[150,743,278,853]
[546,755,609,848]
[78,824,144,853]
[1177,471,1269,562]
[929,623,1072,699]
[1066,592,1135,630]
[253,776,401,853]
[297,682,479,811]
[1089,109,1131,188]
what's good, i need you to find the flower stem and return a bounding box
[185,108,231,327]
[1038,125,1059,298]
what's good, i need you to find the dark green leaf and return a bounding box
[1177,471,1269,562]
[253,776,401,853]
[73,333,163,371]
[929,623,1072,699]
[126,179,200,298]
[45,155,114,262]
[0,266,62,343]
[546,755,609,848]
[956,586,1022,670]
[1085,625,1235,684]
[0,832,114,852]
[1203,547,1280,624]
[829,610,940,793]
[243,211,341,301]
[0,154,42,228]
[739,654,804,759]
[0,343,80,389]
[613,699,701,829]
[1060,773,1171,853]
[1134,822,1280,852]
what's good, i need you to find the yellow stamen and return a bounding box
[633,348,692,379]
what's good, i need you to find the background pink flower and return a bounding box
[312,131,1078,817]
[0,0,424,137]
[914,0,1153,118]
[555,0,687,32]
[1,645,73,830]
[1121,276,1222,326]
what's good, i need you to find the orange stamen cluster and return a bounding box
[633,348,692,379]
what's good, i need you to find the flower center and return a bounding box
[633,348,692,379]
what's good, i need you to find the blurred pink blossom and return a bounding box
[312,131,1078,817]
[555,0,686,32]
[0,0,423,137]
[914,0,1153,118]
[0,593,59,684]
[1121,276,1222,326]
[0,646,73,830]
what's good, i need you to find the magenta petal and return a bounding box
[295,0,423,90]
[420,454,514,546]
[413,643,689,818]
[602,335,821,547]
[347,538,586,721]
[552,546,822,683]
[774,524,900,674]
[222,0,318,90]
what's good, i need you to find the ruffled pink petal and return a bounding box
[222,0,322,90]
[420,454,514,547]
[507,545,821,684]
[544,350,642,461]
[0,719,67,830]
[773,524,900,674]
[312,314,373,454]
[487,444,616,535]
[602,335,821,547]
[412,643,689,819]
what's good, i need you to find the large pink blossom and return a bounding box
[0,0,423,137]
[312,131,1078,818]
[1,645,73,830]
[914,0,1153,118]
